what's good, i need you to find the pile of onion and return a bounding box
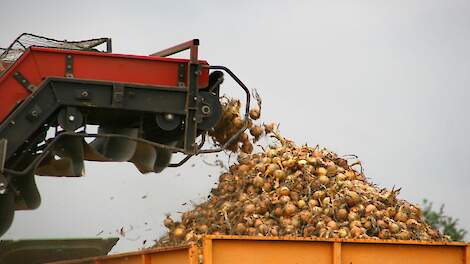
[155,128,448,247]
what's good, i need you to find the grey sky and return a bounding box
[1,0,469,252]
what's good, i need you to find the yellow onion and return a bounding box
[279,186,290,196]
[253,175,265,187]
[163,216,174,228]
[327,221,338,230]
[336,208,348,221]
[249,107,261,120]
[319,175,330,185]
[316,167,327,176]
[338,228,348,238]
[173,227,186,239]
[297,199,306,209]
[244,203,256,215]
[284,203,297,216]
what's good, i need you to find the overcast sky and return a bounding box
[1,0,469,252]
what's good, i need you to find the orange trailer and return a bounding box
[50,235,470,264]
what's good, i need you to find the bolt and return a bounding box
[201,105,211,115]
[164,113,174,121]
[31,110,38,117]
[81,91,88,97]
[68,115,75,122]
[0,183,6,194]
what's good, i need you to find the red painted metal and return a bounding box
[0,47,210,122]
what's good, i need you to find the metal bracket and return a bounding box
[0,139,6,174]
[0,139,7,194]
[183,63,200,153]
[65,54,74,78]
[13,72,36,92]
[177,63,186,88]
[112,83,124,107]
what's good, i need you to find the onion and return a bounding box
[345,191,360,206]
[299,210,312,222]
[279,195,291,204]
[232,117,243,128]
[274,207,283,217]
[249,107,261,120]
[163,216,174,228]
[327,220,338,230]
[235,223,246,234]
[258,224,268,234]
[253,175,265,187]
[336,173,347,181]
[315,167,327,176]
[389,223,400,234]
[297,199,306,209]
[244,203,256,215]
[348,212,359,222]
[396,230,411,240]
[303,226,315,237]
[319,175,330,185]
[264,123,276,133]
[242,142,253,154]
[266,164,280,175]
[238,164,251,174]
[406,219,419,228]
[270,227,279,236]
[306,156,318,165]
[174,227,186,239]
[351,226,363,238]
[239,132,250,143]
[322,197,331,206]
[284,203,297,216]
[338,228,348,238]
[196,224,208,233]
[262,182,273,192]
[349,220,362,229]
[365,204,377,216]
[313,190,326,200]
[274,169,287,180]
[394,211,408,222]
[308,199,319,208]
[378,229,391,239]
[336,208,348,221]
[345,170,356,180]
[292,216,301,228]
[247,227,257,235]
[250,125,263,138]
[323,207,335,217]
[377,220,387,229]
[326,162,337,176]
[254,218,264,227]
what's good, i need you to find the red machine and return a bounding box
[0,34,251,236]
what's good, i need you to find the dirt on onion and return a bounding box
[154,96,448,247]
